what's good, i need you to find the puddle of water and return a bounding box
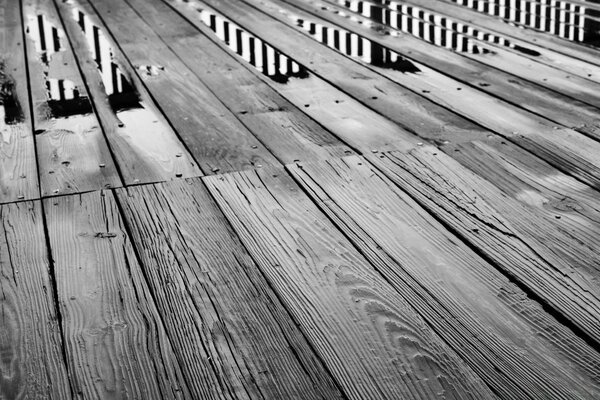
[0,62,25,124]
[293,16,422,71]
[26,13,93,117]
[72,8,142,112]
[448,0,600,45]
[183,2,309,83]
[327,0,544,55]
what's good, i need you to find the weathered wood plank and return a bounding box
[242,0,600,188]
[116,178,344,400]
[285,0,600,142]
[0,0,39,203]
[287,156,600,399]
[363,146,600,345]
[53,0,202,184]
[22,0,122,196]
[204,167,495,400]
[44,190,190,399]
[85,0,279,175]
[0,200,71,399]
[119,0,353,165]
[446,137,600,276]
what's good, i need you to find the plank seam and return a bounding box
[203,176,352,400]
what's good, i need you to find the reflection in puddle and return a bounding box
[449,0,600,45]
[293,17,422,71]
[192,5,309,83]
[0,63,25,124]
[328,0,543,55]
[73,9,142,112]
[323,0,492,54]
[27,13,93,117]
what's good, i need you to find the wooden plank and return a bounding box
[116,178,344,400]
[22,0,121,196]
[203,167,495,400]
[318,0,600,107]
[284,0,600,142]
[85,0,279,175]
[155,0,422,155]
[287,156,600,399]
[0,200,71,399]
[445,137,600,276]
[0,0,39,203]
[116,0,353,165]
[44,190,190,399]
[363,145,600,345]
[398,0,600,72]
[187,0,600,190]
[52,0,202,184]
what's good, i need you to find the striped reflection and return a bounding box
[449,0,600,44]
[293,17,421,71]
[331,0,493,53]
[73,9,141,111]
[331,0,545,55]
[196,8,309,83]
[27,13,91,117]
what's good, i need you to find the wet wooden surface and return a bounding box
[1,0,600,398]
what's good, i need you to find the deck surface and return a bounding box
[1,0,600,398]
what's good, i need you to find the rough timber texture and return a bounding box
[287,155,600,399]
[204,167,495,400]
[44,190,189,399]
[116,178,343,400]
[364,146,600,346]
[0,200,71,399]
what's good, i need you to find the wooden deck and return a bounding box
[1,0,600,398]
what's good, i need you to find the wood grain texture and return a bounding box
[287,155,600,399]
[53,0,202,184]
[122,0,353,165]
[44,190,190,399]
[0,0,39,203]
[0,200,71,399]
[288,0,600,142]
[116,178,343,400]
[365,146,600,345]
[85,0,280,175]
[445,137,600,276]
[204,167,495,400]
[22,0,122,196]
[244,0,600,189]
